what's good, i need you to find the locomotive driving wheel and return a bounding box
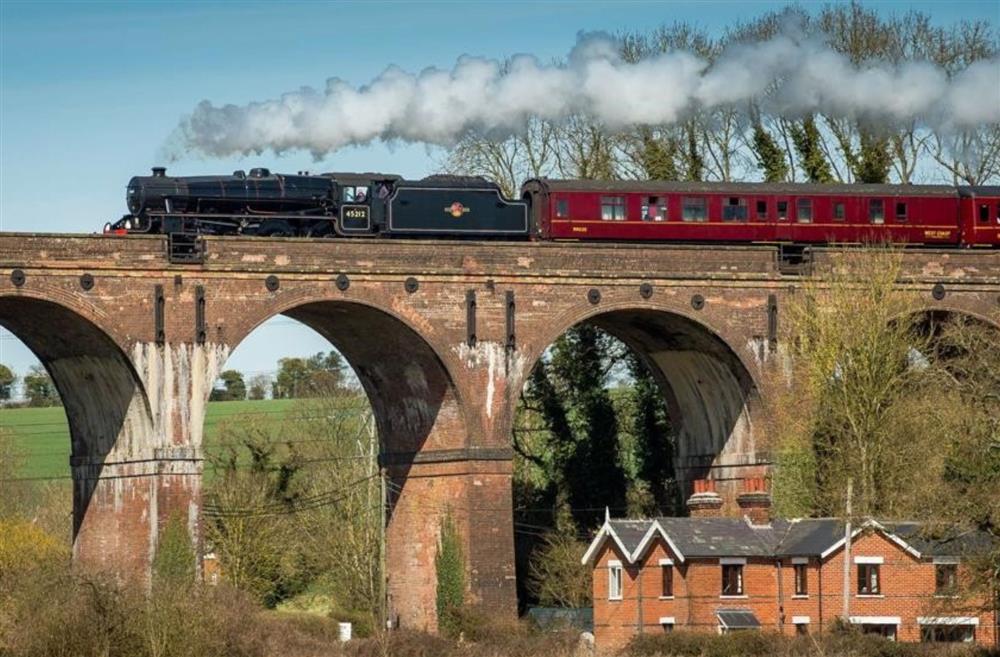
[306,220,337,238]
[258,219,295,237]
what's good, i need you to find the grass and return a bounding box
[0,399,297,480]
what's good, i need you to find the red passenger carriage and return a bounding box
[522,180,1000,248]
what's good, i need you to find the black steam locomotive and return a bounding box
[106,167,529,244]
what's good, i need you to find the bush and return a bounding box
[628,631,786,657]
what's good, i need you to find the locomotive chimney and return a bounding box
[151,167,166,177]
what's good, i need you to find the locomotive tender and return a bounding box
[106,168,1000,260]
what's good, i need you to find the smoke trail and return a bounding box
[166,31,1000,160]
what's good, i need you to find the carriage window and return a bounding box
[601,196,626,221]
[796,199,813,223]
[833,202,846,221]
[642,196,667,221]
[682,197,708,222]
[555,198,569,218]
[756,200,768,219]
[980,204,990,223]
[869,199,885,224]
[896,202,908,222]
[777,201,788,220]
[723,197,748,221]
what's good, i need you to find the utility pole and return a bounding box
[379,465,388,631]
[841,477,853,621]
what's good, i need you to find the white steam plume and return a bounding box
[167,31,1000,160]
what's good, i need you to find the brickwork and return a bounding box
[1,233,998,630]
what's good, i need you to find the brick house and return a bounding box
[582,479,998,650]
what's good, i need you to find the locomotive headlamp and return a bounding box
[124,219,133,230]
[103,222,111,234]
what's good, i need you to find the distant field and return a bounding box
[0,399,296,480]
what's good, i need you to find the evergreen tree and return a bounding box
[152,511,195,589]
[639,130,678,180]
[684,124,704,181]
[791,117,834,183]
[752,122,790,182]
[435,515,465,636]
[853,130,892,183]
[627,353,679,515]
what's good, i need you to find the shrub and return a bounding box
[435,515,465,638]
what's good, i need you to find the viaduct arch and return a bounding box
[0,233,997,630]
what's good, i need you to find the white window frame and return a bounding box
[792,616,810,625]
[608,560,623,601]
[720,559,746,597]
[854,556,884,564]
[659,558,674,598]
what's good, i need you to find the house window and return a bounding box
[796,198,813,223]
[796,623,809,636]
[777,201,788,221]
[895,201,908,222]
[869,199,885,224]
[555,198,569,218]
[980,204,990,223]
[722,564,744,596]
[756,200,768,219]
[920,622,976,643]
[857,564,881,595]
[723,197,748,221]
[661,564,674,597]
[601,196,626,221]
[608,562,623,600]
[659,617,675,632]
[935,563,958,596]
[794,564,808,596]
[682,197,707,222]
[859,624,897,641]
[833,202,846,221]
[642,196,667,221]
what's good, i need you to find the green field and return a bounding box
[0,399,296,480]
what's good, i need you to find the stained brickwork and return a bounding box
[1,233,998,630]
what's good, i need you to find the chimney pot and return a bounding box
[687,479,723,518]
[737,477,772,526]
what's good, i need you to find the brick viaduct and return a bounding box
[0,233,997,631]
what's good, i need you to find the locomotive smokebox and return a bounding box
[152,167,166,177]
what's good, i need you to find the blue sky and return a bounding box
[1,0,997,388]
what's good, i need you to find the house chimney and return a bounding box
[687,479,723,518]
[737,477,772,526]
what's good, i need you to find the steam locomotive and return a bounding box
[105,168,1000,255]
[105,167,529,239]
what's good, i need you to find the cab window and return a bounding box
[342,186,369,203]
